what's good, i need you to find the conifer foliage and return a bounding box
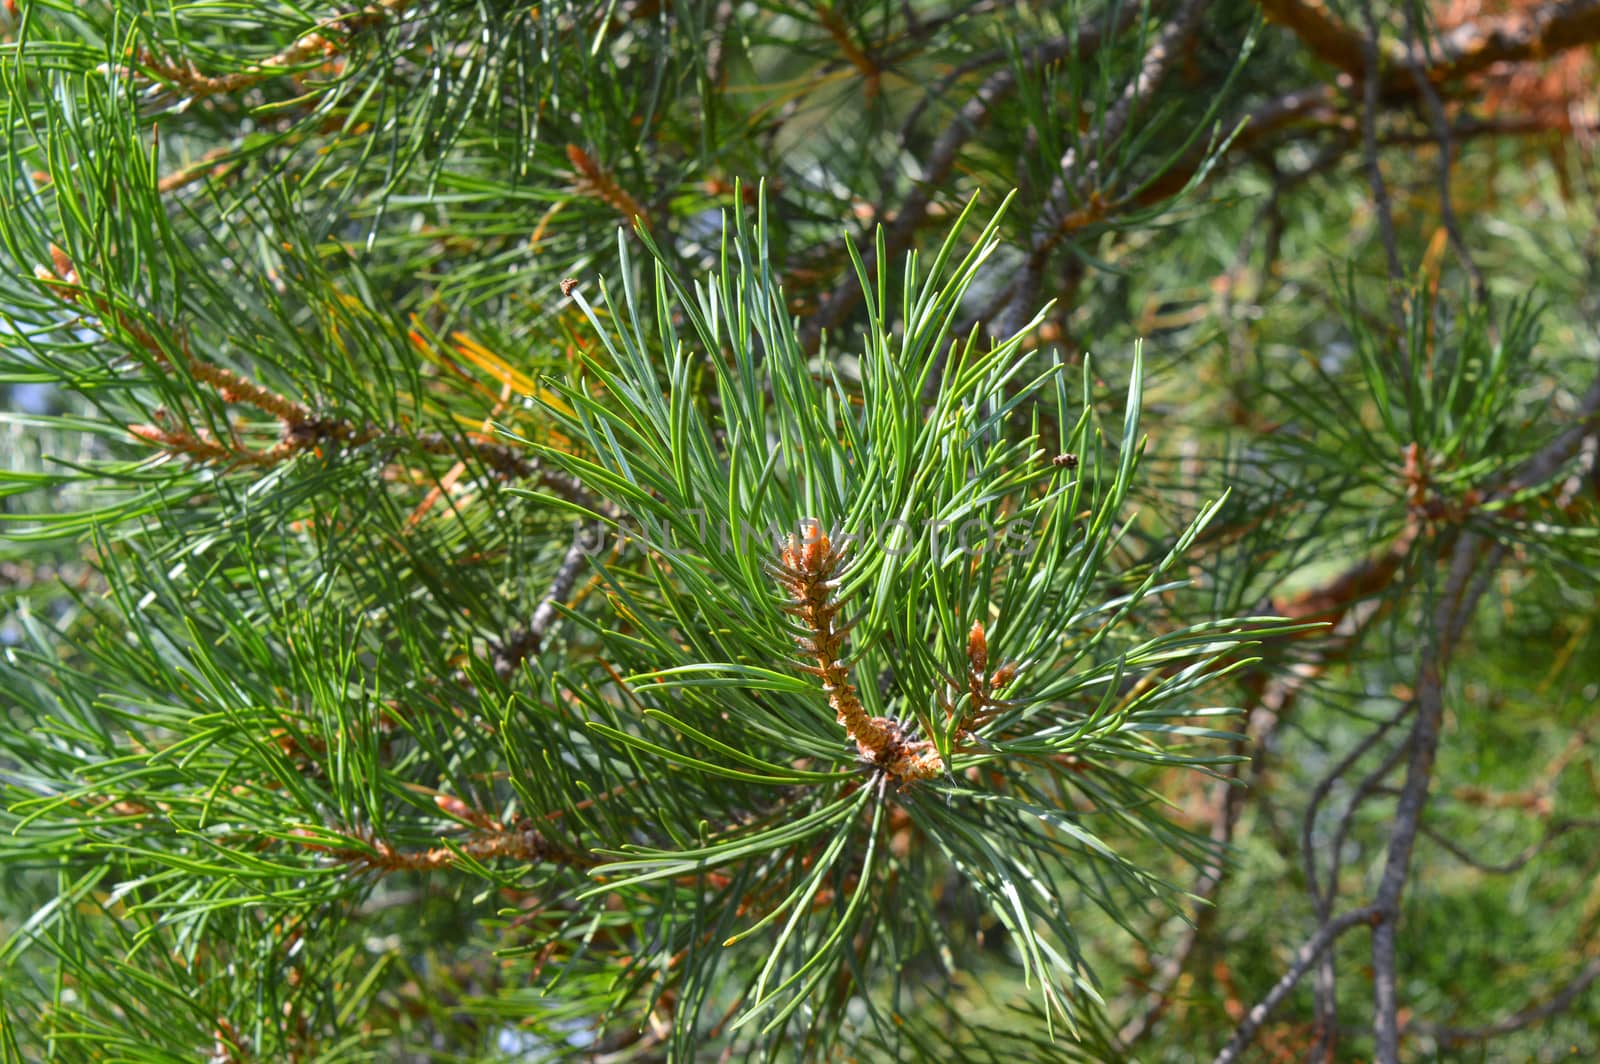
[3,1,1600,1061]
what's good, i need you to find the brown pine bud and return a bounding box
[50,243,77,285]
[967,621,988,678]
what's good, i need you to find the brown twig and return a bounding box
[293,812,595,873]
[132,0,413,105]
[1393,0,1600,93]
[157,146,240,194]
[814,2,881,98]
[34,244,605,511]
[1258,0,1600,98]
[1256,0,1370,75]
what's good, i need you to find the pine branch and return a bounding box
[1000,0,1212,335]
[1399,0,1600,92]
[7,2,1600,1056]
[802,11,1135,350]
[292,807,596,874]
[32,244,606,511]
[123,0,415,106]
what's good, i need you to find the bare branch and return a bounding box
[1396,0,1600,92]
[1256,0,1369,75]
[493,523,605,680]
[1258,0,1600,98]
[34,243,608,514]
[1355,0,1406,310]
[1420,816,1600,876]
[1401,3,1486,301]
[128,0,414,105]
[802,11,1135,350]
[1407,956,1600,1045]
[1000,0,1212,337]
[1211,905,1384,1064]
[1303,701,1410,910]
[1370,536,1502,1063]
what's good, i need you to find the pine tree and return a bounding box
[2,1,1598,1061]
